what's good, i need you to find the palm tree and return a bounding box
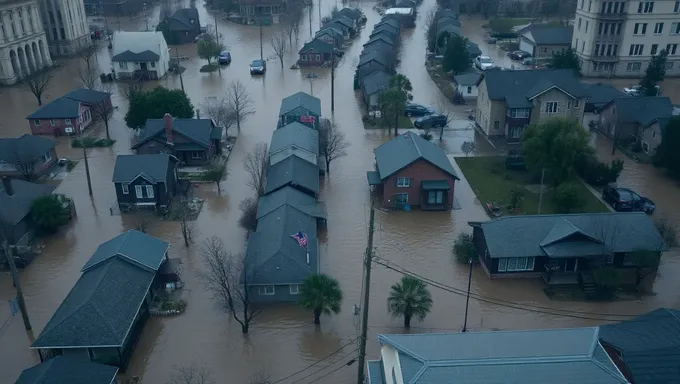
[387,276,433,328]
[299,273,343,325]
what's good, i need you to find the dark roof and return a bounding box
[606,97,673,127]
[374,132,458,180]
[476,212,666,259]
[168,8,199,31]
[82,230,169,272]
[111,49,160,62]
[0,179,55,226]
[63,88,110,105]
[299,38,334,54]
[362,70,392,96]
[16,357,119,384]
[369,31,398,43]
[270,122,319,155]
[582,83,629,109]
[338,7,362,19]
[26,97,81,119]
[599,308,680,384]
[31,257,155,348]
[480,69,585,108]
[316,27,344,40]
[112,154,176,183]
[257,186,326,219]
[454,71,482,86]
[332,15,354,28]
[375,18,400,29]
[362,41,394,59]
[279,92,322,117]
[132,118,218,149]
[522,25,574,45]
[264,155,320,195]
[326,20,350,32]
[0,134,56,163]
[371,24,399,37]
[359,49,393,67]
[364,35,395,47]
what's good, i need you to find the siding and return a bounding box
[598,104,638,142]
[530,88,585,124]
[248,284,303,303]
[639,122,663,155]
[381,159,455,210]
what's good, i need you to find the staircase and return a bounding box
[580,272,596,296]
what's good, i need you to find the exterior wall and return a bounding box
[134,135,213,166]
[61,348,90,360]
[0,147,57,178]
[639,121,663,155]
[38,0,90,56]
[597,103,639,141]
[380,159,455,210]
[315,33,337,47]
[29,108,91,136]
[476,81,507,136]
[534,43,570,60]
[455,83,478,98]
[270,148,317,166]
[380,344,405,384]
[84,0,143,16]
[248,283,303,303]
[279,107,320,129]
[298,49,329,66]
[114,60,162,80]
[530,88,585,125]
[115,180,171,209]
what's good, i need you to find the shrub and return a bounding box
[421,131,433,141]
[30,194,72,235]
[552,182,583,213]
[655,217,678,247]
[238,197,259,232]
[71,137,116,148]
[575,156,623,186]
[453,233,477,264]
[161,300,187,312]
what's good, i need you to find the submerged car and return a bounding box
[404,103,436,117]
[218,50,231,65]
[602,187,655,214]
[250,59,266,75]
[474,55,494,70]
[508,50,531,60]
[414,114,448,129]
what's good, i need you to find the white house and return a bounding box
[453,71,481,99]
[111,31,170,80]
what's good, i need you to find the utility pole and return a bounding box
[82,131,93,196]
[356,205,375,384]
[175,46,185,91]
[2,241,32,330]
[462,258,473,332]
[143,2,149,30]
[330,52,335,111]
[259,18,264,60]
[537,167,545,214]
[215,12,221,76]
[318,0,321,27]
[308,1,312,37]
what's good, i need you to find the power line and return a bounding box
[272,337,358,383]
[295,348,358,384]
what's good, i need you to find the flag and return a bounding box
[291,231,308,247]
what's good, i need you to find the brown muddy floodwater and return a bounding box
[2,1,680,383]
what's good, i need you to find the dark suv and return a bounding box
[602,187,655,214]
[414,114,447,129]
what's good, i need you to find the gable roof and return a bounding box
[279,92,322,117]
[362,70,392,96]
[338,7,362,19]
[257,186,326,219]
[364,35,396,47]
[582,83,629,109]
[299,38,334,54]
[26,97,81,119]
[316,27,344,40]
[112,154,176,183]
[376,18,400,29]
[168,8,199,31]
[599,308,680,384]
[0,134,55,163]
[476,212,666,259]
[522,25,574,45]
[605,97,673,127]
[480,69,585,108]
[378,328,629,384]
[359,49,393,67]
[264,155,320,195]
[111,31,165,62]
[369,30,398,43]
[374,132,458,180]
[81,230,169,272]
[132,118,217,149]
[16,357,119,384]
[454,71,482,86]
[371,24,399,37]
[331,15,354,28]
[31,257,155,349]
[0,179,55,226]
[63,88,111,105]
[270,122,319,155]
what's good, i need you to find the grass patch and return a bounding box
[199,64,219,73]
[363,115,414,130]
[456,156,609,215]
[487,17,533,34]
[426,63,454,100]
[71,137,116,148]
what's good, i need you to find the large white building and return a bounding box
[573,0,680,77]
[38,0,89,56]
[0,0,53,85]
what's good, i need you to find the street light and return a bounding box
[462,257,473,332]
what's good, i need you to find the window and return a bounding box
[633,23,647,35]
[545,101,559,114]
[150,62,155,68]
[427,190,444,204]
[629,44,644,56]
[65,119,71,125]
[581,41,585,52]
[315,54,320,61]
[290,284,300,294]
[598,22,603,35]
[395,193,408,204]
[301,54,307,61]
[34,119,40,125]
[626,62,642,72]
[145,185,154,198]
[667,44,678,55]
[585,21,589,33]
[135,185,143,198]
[675,0,680,12]
[122,183,129,194]
[588,0,592,11]
[494,120,500,130]
[466,86,472,94]
[119,62,128,69]
[651,44,658,55]
[617,23,622,34]
[567,101,572,110]
[672,22,680,35]
[613,1,619,12]
[574,99,580,109]
[641,141,649,153]
[191,151,203,159]
[510,108,530,118]
[49,119,55,126]
[652,130,658,139]
[654,22,664,34]
[258,285,275,295]
[578,18,582,30]
[396,177,410,187]
[637,1,654,13]
[42,151,52,162]
[601,1,606,12]
[497,257,535,272]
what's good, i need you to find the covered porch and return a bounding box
[421,180,449,211]
[541,257,581,285]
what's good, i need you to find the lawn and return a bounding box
[456,157,609,215]
[363,115,414,130]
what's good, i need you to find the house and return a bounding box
[16,357,119,384]
[112,154,179,211]
[384,8,415,28]
[476,69,587,142]
[31,230,171,368]
[278,92,322,129]
[366,328,630,384]
[375,17,401,32]
[370,24,399,41]
[83,0,143,17]
[329,16,355,34]
[453,71,481,99]
[0,135,57,179]
[0,178,55,246]
[160,8,201,44]
[368,31,398,47]
[357,50,395,78]
[315,27,345,49]
[269,122,319,166]
[26,88,111,136]
[361,70,392,110]
[598,97,673,156]
[298,39,334,67]
[599,308,680,384]
[132,114,223,166]
[237,0,285,25]
[518,24,573,59]
[257,186,326,224]
[324,19,351,39]
[581,83,629,130]
[470,212,666,286]
[363,37,395,54]
[264,155,320,197]
[337,8,364,27]
[366,132,459,211]
[111,31,170,80]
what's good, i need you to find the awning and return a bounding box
[367,171,382,185]
[421,180,450,190]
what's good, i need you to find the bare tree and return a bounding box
[270,31,288,69]
[282,8,302,46]
[320,120,349,175]
[243,142,269,197]
[198,236,261,333]
[203,160,228,194]
[172,199,195,247]
[76,44,99,89]
[167,364,215,384]
[20,69,52,106]
[122,76,143,101]
[461,141,477,157]
[3,147,41,181]
[89,85,115,139]
[238,197,259,232]
[201,96,236,133]
[249,369,273,384]
[226,80,255,132]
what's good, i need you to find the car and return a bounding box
[250,59,266,75]
[601,187,655,214]
[474,55,494,70]
[623,84,660,97]
[404,103,435,117]
[218,50,231,65]
[414,114,448,129]
[508,50,531,60]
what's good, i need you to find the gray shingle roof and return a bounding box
[16,357,119,384]
[582,83,629,110]
[454,71,482,86]
[63,88,111,105]
[264,155,320,195]
[365,34,397,46]
[371,24,399,38]
[378,328,628,384]
[362,70,392,96]
[270,122,319,155]
[522,25,574,45]
[112,154,175,183]
[246,205,318,285]
[31,257,155,348]
[316,27,344,42]
[26,97,81,119]
[279,92,322,117]
[299,38,334,54]
[375,18,400,29]
[168,8,199,31]
[481,69,585,109]
[132,118,218,149]
[599,308,680,384]
[111,49,160,62]
[0,179,55,226]
[332,15,354,28]
[82,230,169,272]
[374,132,458,180]
[477,212,666,259]
[608,97,673,127]
[338,7,361,19]
[0,134,55,163]
[359,50,393,67]
[257,186,326,220]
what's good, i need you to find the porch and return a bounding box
[420,180,449,211]
[541,257,581,285]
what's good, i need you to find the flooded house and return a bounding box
[298,39,334,67]
[15,357,119,384]
[0,135,57,179]
[264,156,320,198]
[269,122,319,167]
[112,154,180,212]
[111,31,170,80]
[278,92,321,129]
[0,177,55,247]
[26,88,111,136]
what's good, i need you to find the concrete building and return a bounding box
[0,0,52,85]
[37,0,90,56]
[573,0,680,77]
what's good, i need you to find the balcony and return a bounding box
[596,12,626,20]
[594,34,623,43]
[590,53,620,62]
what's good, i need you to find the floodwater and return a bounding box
[1,1,680,383]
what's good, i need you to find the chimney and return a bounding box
[2,177,13,197]
[164,113,174,145]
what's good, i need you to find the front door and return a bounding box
[140,62,148,71]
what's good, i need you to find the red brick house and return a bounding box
[366,132,459,211]
[298,39,334,66]
[26,88,113,136]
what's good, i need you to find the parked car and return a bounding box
[623,84,660,97]
[475,55,494,70]
[414,114,448,129]
[508,50,531,60]
[404,103,435,117]
[218,50,232,65]
[602,187,655,214]
[250,59,266,75]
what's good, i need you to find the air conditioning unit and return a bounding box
[64,127,74,133]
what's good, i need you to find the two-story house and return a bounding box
[26,88,111,136]
[475,69,587,142]
[518,24,574,59]
[278,92,321,129]
[111,31,170,80]
[112,154,179,212]
[298,38,334,66]
[0,135,57,180]
[159,8,202,44]
[315,27,345,49]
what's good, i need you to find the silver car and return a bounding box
[475,55,494,71]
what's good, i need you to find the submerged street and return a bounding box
[1,0,680,382]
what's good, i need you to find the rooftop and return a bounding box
[608,97,673,127]
[264,155,320,195]
[279,92,322,117]
[522,24,574,45]
[81,230,169,272]
[15,357,119,384]
[112,154,176,183]
[374,132,458,180]
[257,186,326,220]
[132,118,218,149]
[0,179,55,226]
[0,134,55,163]
[480,69,585,109]
[25,97,81,119]
[270,122,319,155]
[111,31,165,62]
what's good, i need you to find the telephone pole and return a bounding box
[2,242,32,330]
[215,12,221,76]
[259,18,264,60]
[175,46,184,91]
[330,52,335,111]
[82,132,93,196]
[356,204,375,384]
[308,1,312,37]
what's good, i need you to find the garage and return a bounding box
[519,36,535,56]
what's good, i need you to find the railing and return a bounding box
[596,12,626,20]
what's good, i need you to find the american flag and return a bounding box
[291,231,308,247]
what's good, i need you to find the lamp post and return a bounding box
[462,258,473,332]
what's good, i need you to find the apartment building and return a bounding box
[38,0,90,56]
[573,0,680,77]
